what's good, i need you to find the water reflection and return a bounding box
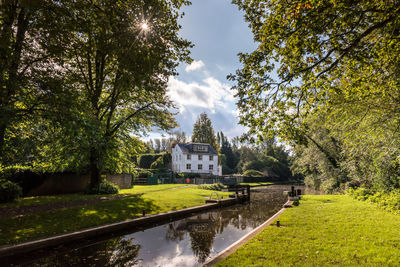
[21,237,140,267]
[5,186,291,267]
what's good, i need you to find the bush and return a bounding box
[175,172,185,179]
[0,179,23,203]
[347,187,400,214]
[184,172,201,178]
[0,166,45,196]
[135,169,153,178]
[86,179,119,194]
[198,183,225,191]
[243,169,265,177]
[162,152,172,166]
[137,154,162,169]
[150,157,164,169]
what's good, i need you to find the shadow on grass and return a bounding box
[0,194,161,246]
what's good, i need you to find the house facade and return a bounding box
[171,143,222,176]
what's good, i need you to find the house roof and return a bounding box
[176,143,218,155]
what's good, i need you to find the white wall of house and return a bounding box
[171,144,221,176]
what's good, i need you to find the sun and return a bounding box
[141,22,149,31]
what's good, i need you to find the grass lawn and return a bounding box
[2,184,190,208]
[0,185,229,246]
[217,195,400,266]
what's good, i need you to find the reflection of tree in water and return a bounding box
[30,237,140,267]
[108,238,141,266]
[188,215,217,263]
[163,188,289,264]
[165,222,186,241]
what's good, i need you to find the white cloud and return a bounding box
[185,60,205,72]
[167,76,234,113]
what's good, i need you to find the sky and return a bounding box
[148,0,257,140]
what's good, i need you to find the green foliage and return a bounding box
[347,187,400,214]
[162,152,172,166]
[150,156,164,169]
[133,169,153,178]
[1,0,192,188]
[198,183,225,191]
[191,113,218,150]
[231,0,400,193]
[85,180,119,195]
[218,132,239,174]
[243,169,264,177]
[137,153,170,170]
[0,179,22,203]
[175,172,201,179]
[137,154,162,169]
[0,166,45,196]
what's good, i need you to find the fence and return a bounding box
[173,176,273,185]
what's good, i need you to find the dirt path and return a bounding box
[166,185,198,190]
[0,194,132,219]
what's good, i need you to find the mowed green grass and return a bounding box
[0,185,229,246]
[217,195,400,266]
[2,184,190,208]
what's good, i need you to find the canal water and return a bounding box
[5,185,296,267]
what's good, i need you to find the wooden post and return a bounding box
[246,185,251,200]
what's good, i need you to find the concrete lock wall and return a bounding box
[27,173,132,196]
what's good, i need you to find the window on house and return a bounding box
[193,145,208,152]
[209,155,213,161]
[187,154,191,160]
[179,155,181,160]
[209,165,213,170]
[198,155,202,160]
[186,164,191,170]
[198,164,202,170]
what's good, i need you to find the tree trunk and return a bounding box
[305,133,339,169]
[0,122,6,162]
[89,147,101,186]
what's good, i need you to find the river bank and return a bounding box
[216,195,400,266]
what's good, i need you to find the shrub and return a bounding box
[347,187,400,214]
[150,157,164,169]
[162,152,172,165]
[86,179,119,194]
[175,172,201,179]
[243,169,265,177]
[198,183,225,191]
[175,172,185,179]
[184,172,201,178]
[135,169,152,178]
[0,166,45,196]
[137,154,163,169]
[0,179,23,203]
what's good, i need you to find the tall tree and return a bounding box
[0,1,72,163]
[191,112,218,150]
[231,0,400,191]
[62,0,191,186]
[218,131,239,174]
[231,0,400,143]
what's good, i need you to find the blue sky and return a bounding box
[149,0,257,140]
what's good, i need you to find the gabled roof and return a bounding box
[176,143,218,155]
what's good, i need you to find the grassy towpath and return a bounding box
[0,185,229,246]
[217,195,400,266]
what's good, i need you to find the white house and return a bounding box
[171,143,222,176]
